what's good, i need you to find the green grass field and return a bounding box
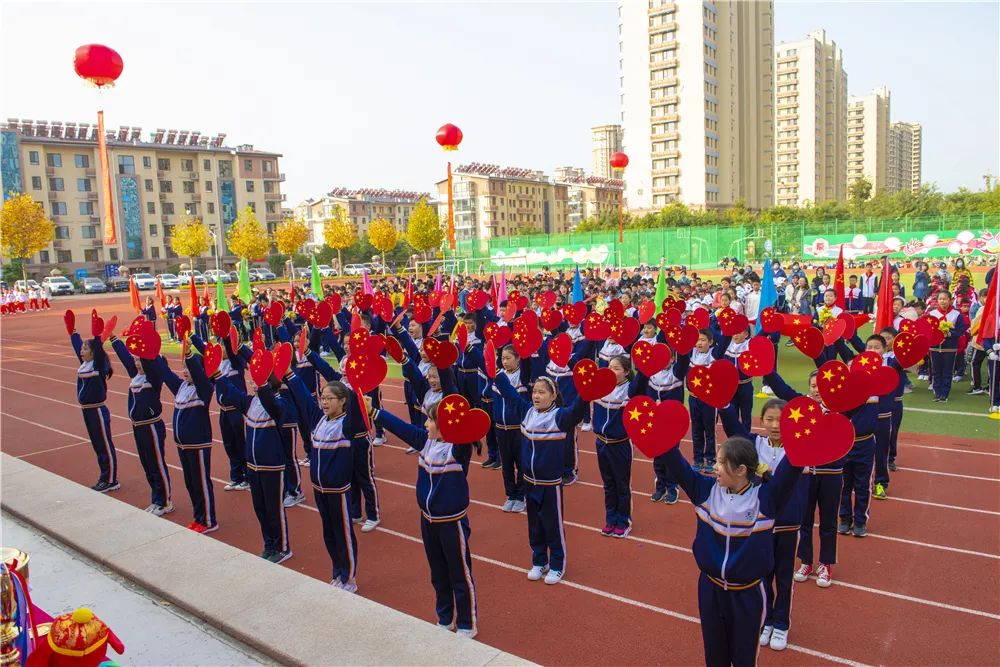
[161,321,998,440]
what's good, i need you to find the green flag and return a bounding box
[238,258,252,304]
[654,265,668,314]
[310,254,322,296]
[215,274,225,312]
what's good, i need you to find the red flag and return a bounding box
[188,274,198,316]
[975,267,998,345]
[155,278,167,308]
[403,277,413,310]
[129,276,141,313]
[833,245,846,310]
[874,256,893,332]
[489,274,498,307]
[202,280,210,307]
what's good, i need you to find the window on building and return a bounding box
[205,181,213,192]
[57,250,73,263]
[29,151,39,165]
[203,159,211,171]
[47,153,62,167]
[246,180,254,192]
[149,224,158,237]
[184,203,197,216]
[117,155,135,175]
[143,156,152,169]
[81,226,97,239]
[31,176,41,190]
[248,202,256,213]
[84,249,99,262]
[182,181,195,193]
[219,160,232,177]
[51,202,67,216]
[79,202,95,215]
[74,154,90,168]
[147,202,156,214]
[266,201,277,214]
[151,246,160,259]
[55,226,70,239]
[109,248,118,261]
[49,177,64,191]
[181,159,194,172]
[77,178,92,192]
[145,179,154,192]
[162,203,175,214]
[159,180,172,193]
[157,158,170,171]
[207,203,215,214]
[39,250,50,263]
[244,159,253,172]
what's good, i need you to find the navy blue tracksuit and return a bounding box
[192,334,248,485]
[71,333,118,485]
[484,368,529,502]
[927,307,967,400]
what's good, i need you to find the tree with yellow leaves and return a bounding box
[170,216,211,270]
[273,216,310,278]
[406,196,443,260]
[367,218,398,258]
[0,193,56,283]
[322,204,357,273]
[226,206,270,260]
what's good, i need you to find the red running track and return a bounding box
[1,300,998,666]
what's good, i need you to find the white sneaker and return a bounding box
[580,423,593,432]
[352,517,365,525]
[372,437,386,446]
[759,625,773,646]
[282,492,306,508]
[437,622,456,631]
[298,457,311,467]
[769,628,788,651]
[224,481,240,491]
[918,374,928,381]
[235,481,251,490]
[952,375,962,383]
[341,581,358,594]
[509,499,526,513]
[761,385,775,395]
[150,503,175,517]
[144,503,158,513]
[793,563,812,583]
[501,499,515,512]
[527,565,549,581]
[543,569,564,585]
[816,564,833,588]
[405,447,418,455]
[456,628,478,639]
[330,578,344,588]
[361,519,380,533]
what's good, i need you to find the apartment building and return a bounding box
[0,118,283,277]
[620,0,775,211]
[774,30,848,206]
[293,188,431,250]
[591,124,623,179]
[553,175,624,229]
[888,121,922,194]
[846,86,891,192]
[434,163,570,240]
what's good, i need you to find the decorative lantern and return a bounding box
[435,124,463,151]
[72,45,123,88]
[609,153,629,242]
[609,152,629,170]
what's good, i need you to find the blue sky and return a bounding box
[2,1,997,205]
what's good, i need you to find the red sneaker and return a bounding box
[601,524,614,536]
[816,564,833,588]
[186,521,198,530]
[190,522,207,533]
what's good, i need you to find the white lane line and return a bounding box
[896,467,999,482]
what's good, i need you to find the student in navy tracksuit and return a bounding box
[719,399,803,652]
[662,436,803,667]
[163,299,177,341]
[720,327,754,432]
[215,368,293,562]
[491,372,589,585]
[229,296,247,342]
[638,346,691,505]
[483,345,530,512]
[689,329,731,471]
[142,350,218,533]
[543,330,592,486]
[371,402,479,638]
[69,328,119,492]
[402,318,429,426]
[593,355,645,537]
[142,297,158,331]
[879,327,906,473]
[196,299,210,341]
[277,385,305,507]
[285,371,360,591]
[190,334,249,491]
[274,318,318,466]
[865,334,904,501]
[926,290,968,402]
[456,312,493,468]
[110,335,171,513]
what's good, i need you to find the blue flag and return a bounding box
[571,266,584,304]
[756,258,777,334]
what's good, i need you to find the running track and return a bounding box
[2,299,998,666]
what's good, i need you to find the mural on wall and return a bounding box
[803,229,1000,260]
[118,175,144,260]
[490,243,613,267]
[1,131,23,200]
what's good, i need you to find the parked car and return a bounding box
[365,263,387,274]
[317,264,336,277]
[248,268,276,281]
[343,264,367,276]
[204,269,233,284]
[81,277,107,294]
[291,267,311,279]
[177,270,206,285]
[107,276,130,292]
[15,279,41,292]
[132,273,157,290]
[226,271,240,283]
[156,273,180,289]
[42,276,75,295]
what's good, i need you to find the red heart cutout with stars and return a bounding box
[791,326,825,359]
[623,396,690,458]
[344,350,387,394]
[437,394,492,444]
[631,340,672,377]
[850,351,897,396]
[424,337,459,369]
[583,311,611,342]
[737,336,776,377]
[548,332,573,368]
[562,302,587,327]
[484,322,512,349]
[687,361,739,409]
[780,396,856,467]
[663,323,699,356]
[203,342,223,377]
[249,348,274,387]
[893,331,929,369]
[637,301,655,324]
[572,359,617,401]
[816,360,869,413]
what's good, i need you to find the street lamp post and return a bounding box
[208,226,221,273]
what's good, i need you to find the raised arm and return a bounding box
[401,357,431,401]
[306,350,342,383]
[144,355,182,395]
[186,352,215,404]
[762,370,802,401]
[110,338,138,378]
[719,402,753,441]
[284,372,323,430]
[555,395,590,431]
[493,371,532,412]
[762,456,804,518]
[372,407,429,451]
[661,446,716,505]
[213,374,253,414]
[439,365,459,396]
[70,331,84,363]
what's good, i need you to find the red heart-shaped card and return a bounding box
[781,313,813,336]
[609,317,640,348]
[687,308,709,331]
[503,300,518,323]
[324,293,342,313]
[893,332,929,369]
[455,323,469,351]
[211,311,232,339]
[427,291,441,308]
[125,325,162,360]
[64,309,76,336]
[264,301,285,327]
[203,342,223,377]
[296,298,316,321]
[307,301,333,329]
[663,323,699,355]
[272,341,293,379]
[583,311,611,341]
[836,311,857,339]
[548,332,572,368]
[384,334,404,363]
[101,315,118,342]
[850,351,897,396]
[124,315,147,336]
[229,326,240,355]
[175,314,192,341]
[512,324,543,358]
[631,340,672,377]
[374,296,394,322]
[661,297,681,312]
[440,292,455,312]
[466,290,489,312]
[413,303,433,324]
[780,396,855,467]
[623,396,689,458]
[816,360,869,413]
[923,315,945,346]
[604,299,624,320]
[515,309,539,333]
[738,336,776,377]
[249,348,274,386]
[91,310,104,338]
[562,302,587,327]
[349,328,385,357]
[758,307,782,334]
[899,317,931,339]
[540,308,563,332]
[534,290,557,310]
[637,301,655,324]
[719,311,749,337]
[484,322,512,349]
[572,359,617,401]
[512,292,529,311]
[344,350,387,394]
[791,326,825,359]
[687,361,739,409]
[437,394,492,444]
[484,341,498,380]
[252,327,266,355]
[656,308,682,331]
[822,317,846,346]
[354,293,373,312]
[424,337,459,369]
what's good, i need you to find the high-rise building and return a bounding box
[591,125,622,179]
[434,163,570,240]
[1,118,283,277]
[846,86,891,193]
[774,30,848,207]
[293,188,430,250]
[888,122,922,194]
[619,0,775,211]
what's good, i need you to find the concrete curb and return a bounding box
[1,454,532,667]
